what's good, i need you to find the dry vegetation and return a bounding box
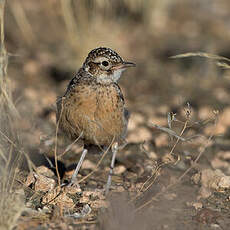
[1,0,230,230]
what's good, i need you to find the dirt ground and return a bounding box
[1,1,230,230]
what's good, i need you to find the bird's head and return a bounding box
[83,47,135,83]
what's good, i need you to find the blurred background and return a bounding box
[1,1,230,229]
[4,0,230,150]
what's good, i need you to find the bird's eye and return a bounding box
[102,61,109,67]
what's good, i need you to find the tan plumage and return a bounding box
[57,47,135,147]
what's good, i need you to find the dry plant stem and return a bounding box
[151,123,186,142]
[0,145,7,162]
[0,129,36,172]
[135,116,217,212]
[171,52,230,70]
[177,130,214,182]
[77,139,114,184]
[54,100,64,187]
[129,164,163,203]
[131,120,189,203]
[0,2,25,229]
[42,187,64,207]
[75,220,98,225]
[170,52,230,63]
[135,140,211,212]
[22,150,35,173]
[0,0,18,116]
[139,164,163,193]
[6,144,16,191]
[10,1,36,46]
[58,131,83,159]
[61,0,79,51]
[169,120,188,155]
[217,61,230,69]
[5,142,13,172]
[0,0,6,56]
[0,0,7,91]
[8,152,20,192]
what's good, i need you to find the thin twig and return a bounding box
[169,120,188,155]
[131,119,189,203]
[135,112,218,212]
[58,131,83,159]
[77,137,114,184]
[151,123,187,142]
[54,99,64,187]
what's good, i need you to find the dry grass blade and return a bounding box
[170,52,230,62]
[54,99,63,187]
[151,123,186,141]
[9,1,36,46]
[0,128,36,172]
[129,163,162,203]
[61,0,79,51]
[0,0,18,117]
[0,144,7,162]
[58,131,83,159]
[0,189,24,230]
[216,61,230,69]
[0,2,25,229]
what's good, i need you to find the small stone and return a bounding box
[217,151,230,160]
[25,172,36,187]
[192,202,203,210]
[42,187,75,209]
[36,166,55,178]
[81,159,96,170]
[198,106,212,120]
[186,201,202,210]
[127,127,152,142]
[210,224,221,229]
[162,153,176,164]
[198,169,230,199]
[26,169,56,193]
[128,113,145,131]
[164,193,177,200]
[113,165,126,175]
[155,134,168,147]
[191,172,201,185]
[34,173,56,192]
[91,200,108,209]
[218,176,230,189]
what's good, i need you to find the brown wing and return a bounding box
[57,81,97,141]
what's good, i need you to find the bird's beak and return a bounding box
[112,61,136,70]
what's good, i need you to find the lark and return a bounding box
[57,47,135,193]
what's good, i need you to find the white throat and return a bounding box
[97,69,125,84]
[111,69,125,81]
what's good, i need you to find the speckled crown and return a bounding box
[84,47,123,64]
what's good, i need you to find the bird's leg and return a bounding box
[69,148,88,185]
[118,139,127,150]
[105,142,118,195]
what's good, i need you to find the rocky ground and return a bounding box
[1,1,230,230]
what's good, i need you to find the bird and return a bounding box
[56,47,135,193]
